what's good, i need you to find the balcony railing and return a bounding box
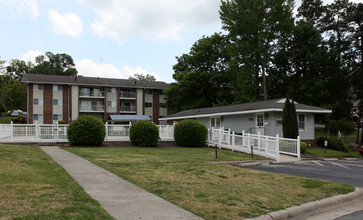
[120,106,136,112]
[80,104,104,112]
[120,91,136,99]
[80,91,105,98]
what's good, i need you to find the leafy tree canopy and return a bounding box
[128,73,156,81]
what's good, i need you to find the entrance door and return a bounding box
[256,113,264,135]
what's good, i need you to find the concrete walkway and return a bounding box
[40,146,202,220]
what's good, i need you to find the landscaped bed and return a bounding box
[0,144,113,219]
[65,146,354,220]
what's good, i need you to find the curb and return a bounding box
[245,187,363,220]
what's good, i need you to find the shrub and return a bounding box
[316,136,348,152]
[58,120,65,124]
[18,115,25,124]
[300,141,307,154]
[67,115,105,145]
[129,120,159,147]
[327,120,339,136]
[174,120,207,147]
[0,101,6,113]
[327,119,355,136]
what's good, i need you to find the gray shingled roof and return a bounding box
[21,74,169,90]
[160,99,332,120]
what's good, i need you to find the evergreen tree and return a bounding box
[282,98,299,139]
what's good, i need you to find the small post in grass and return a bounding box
[324,140,328,153]
[215,144,218,159]
[250,139,254,158]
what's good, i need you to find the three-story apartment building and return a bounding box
[22,74,169,124]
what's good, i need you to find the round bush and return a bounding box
[174,120,207,147]
[300,141,307,154]
[67,115,105,145]
[129,120,159,147]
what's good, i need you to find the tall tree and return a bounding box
[29,52,78,76]
[297,0,326,28]
[0,76,27,111]
[128,73,156,81]
[6,59,33,80]
[219,0,295,100]
[164,33,231,113]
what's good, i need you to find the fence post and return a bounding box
[257,132,261,151]
[247,133,251,153]
[105,122,108,141]
[276,134,280,161]
[35,121,39,141]
[297,136,301,158]
[10,121,13,143]
[265,136,268,158]
[218,128,222,149]
[232,131,235,152]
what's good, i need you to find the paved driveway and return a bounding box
[249,159,363,187]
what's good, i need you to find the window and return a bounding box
[145,102,152,108]
[256,113,264,127]
[33,114,43,121]
[298,114,305,130]
[53,85,62,91]
[53,99,62,106]
[160,103,166,108]
[107,88,116,93]
[34,84,43,90]
[107,101,116,107]
[145,89,153,95]
[160,90,163,95]
[276,119,283,125]
[33,98,43,105]
[53,114,62,121]
[210,117,221,129]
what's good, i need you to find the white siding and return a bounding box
[136,88,143,115]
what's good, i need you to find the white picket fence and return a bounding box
[0,122,174,143]
[207,128,300,161]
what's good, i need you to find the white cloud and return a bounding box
[79,0,221,43]
[0,0,41,19]
[20,50,43,63]
[48,9,83,37]
[75,59,162,81]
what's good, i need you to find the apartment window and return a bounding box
[298,114,305,131]
[33,114,43,121]
[107,101,116,107]
[53,85,63,91]
[160,90,163,95]
[53,99,62,106]
[145,89,153,95]
[107,88,116,93]
[145,102,152,108]
[33,98,43,105]
[160,103,166,108]
[53,114,62,121]
[34,84,43,90]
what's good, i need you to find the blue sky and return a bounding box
[0,0,361,83]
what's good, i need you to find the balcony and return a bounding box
[120,91,136,99]
[120,105,136,113]
[80,91,105,98]
[80,104,105,112]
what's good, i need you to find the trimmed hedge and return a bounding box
[129,120,159,147]
[174,120,207,147]
[67,115,106,145]
[316,136,349,152]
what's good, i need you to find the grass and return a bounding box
[305,146,362,158]
[0,144,113,219]
[315,127,361,143]
[65,146,354,220]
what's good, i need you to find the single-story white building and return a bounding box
[159,98,332,141]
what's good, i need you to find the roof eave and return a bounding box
[159,108,332,121]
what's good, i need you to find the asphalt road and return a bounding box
[250,159,363,187]
[249,159,363,220]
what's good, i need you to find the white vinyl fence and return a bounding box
[207,128,300,161]
[0,122,174,143]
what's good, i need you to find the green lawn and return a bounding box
[0,144,113,219]
[65,146,354,220]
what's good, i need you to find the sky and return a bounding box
[1,0,362,83]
